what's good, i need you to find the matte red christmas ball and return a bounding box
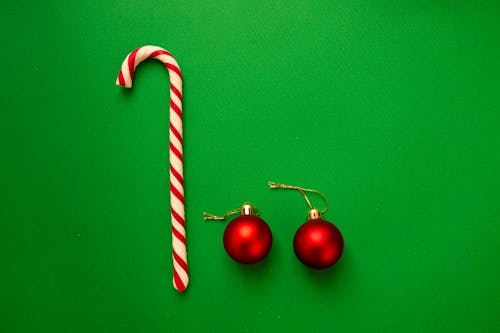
[223,215,272,264]
[293,219,344,269]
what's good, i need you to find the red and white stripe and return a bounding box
[116,45,188,292]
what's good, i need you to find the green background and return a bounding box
[1,1,499,332]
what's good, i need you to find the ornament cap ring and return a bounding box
[241,202,254,216]
[307,208,322,221]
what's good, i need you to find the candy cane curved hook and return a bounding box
[116,45,188,292]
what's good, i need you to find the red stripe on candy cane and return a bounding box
[116,45,189,292]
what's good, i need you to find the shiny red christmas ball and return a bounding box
[223,215,272,264]
[293,219,344,269]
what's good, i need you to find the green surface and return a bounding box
[1,1,499,332]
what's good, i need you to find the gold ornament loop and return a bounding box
[203,202,260,221]
[268,181,329,215]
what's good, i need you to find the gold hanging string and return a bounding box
[268,181,329,215]
[203,208,240,221]
[203,204,260,221]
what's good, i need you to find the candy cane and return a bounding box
[116,45,188,292]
